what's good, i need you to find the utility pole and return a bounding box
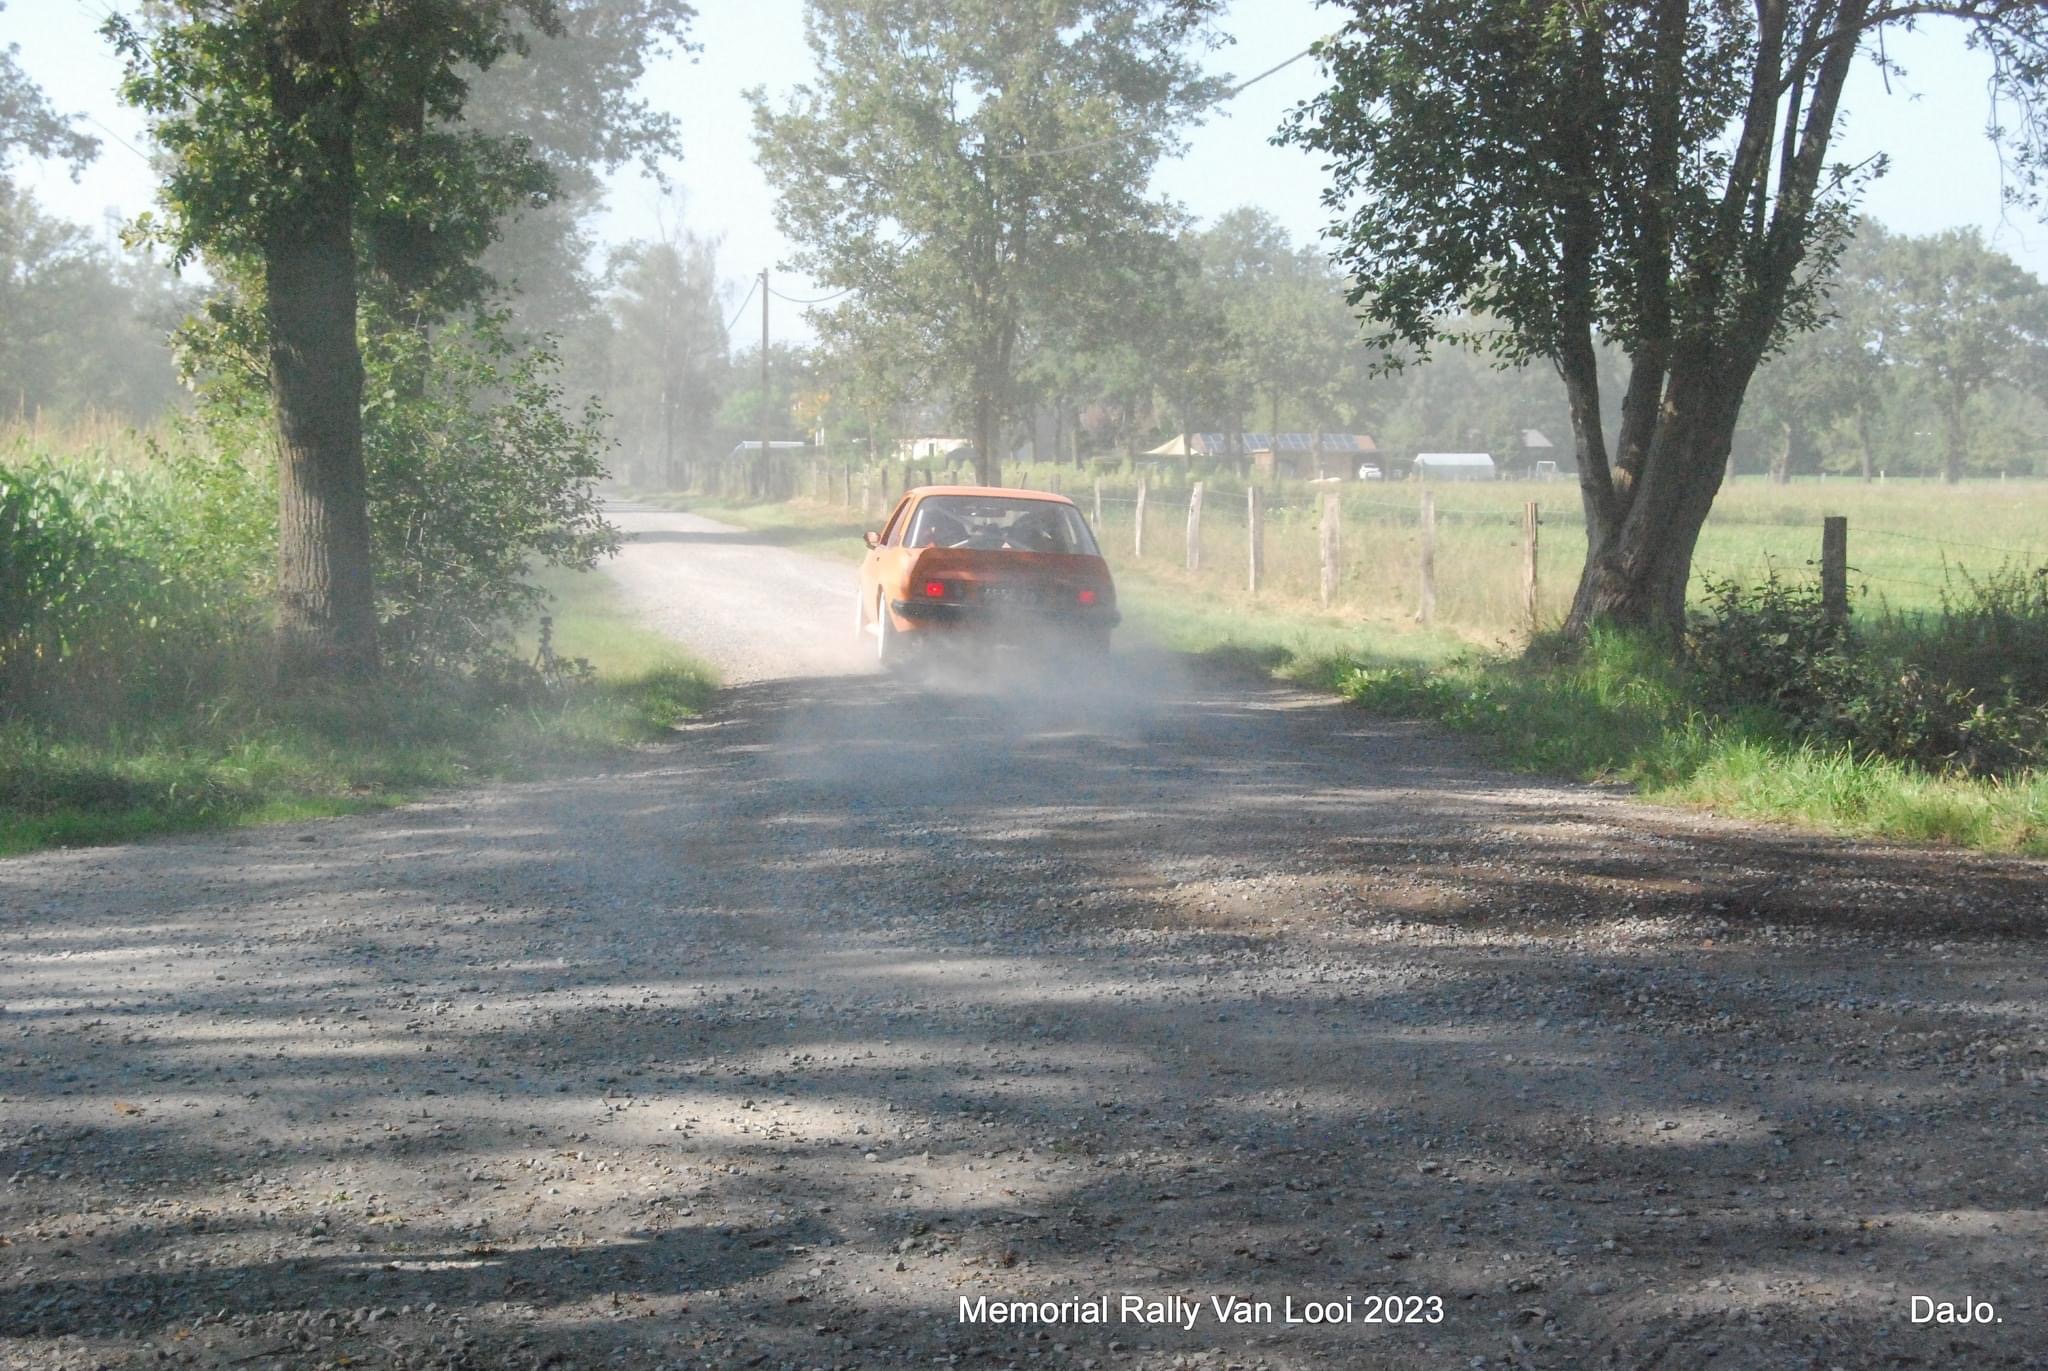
[759,268,770,500]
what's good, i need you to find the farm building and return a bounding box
[1413,452,1499,481]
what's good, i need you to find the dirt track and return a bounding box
[3,506,2047,1371]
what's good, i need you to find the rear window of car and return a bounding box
[905,496,1101,556]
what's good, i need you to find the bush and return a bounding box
[363,315,618,671]
[1685,567,2047,778]
[1688,572,1851,722]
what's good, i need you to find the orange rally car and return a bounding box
[857,485,1119,665]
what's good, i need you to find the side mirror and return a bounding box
[863,531,880,549]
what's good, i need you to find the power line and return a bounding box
[722,275,760,333]
[79,112,152,165]
[995,40,1325,161]
[766,284,855,305]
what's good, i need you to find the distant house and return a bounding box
[1413,452,1498,481]
[727,441,810,460]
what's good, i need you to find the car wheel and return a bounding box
[875,592,895,668]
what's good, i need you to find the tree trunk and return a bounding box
[1564,375,1743,640]
[973,395,995,487]
[265,2,377,680]
[1857,412,1875,483]
[1769,420,1792,485]
[1943,382,1967,485]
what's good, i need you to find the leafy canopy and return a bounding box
[751,0,1225,442]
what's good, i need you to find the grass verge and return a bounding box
[0,567,715,856]
[1329,634,2048,857]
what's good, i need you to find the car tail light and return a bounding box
[1077,588,1098,605]
[922,580,947,598]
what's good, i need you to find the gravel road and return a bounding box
[4,507,2046,1371]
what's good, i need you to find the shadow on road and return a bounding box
[2,660,2044,1369]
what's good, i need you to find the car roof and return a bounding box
[906,485,1077,506]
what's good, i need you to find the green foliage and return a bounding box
[752,0,1224,471]
[0,445,271,719]
[0,519,715,855]
[1686,568,2048,777]
[603,226,731,485]
[1687,573,1850,720]
[1,5,99,174]
[108,0,559,314]
[1283,1,2048,635]
[0,184,198,421]
[360,313,619,670]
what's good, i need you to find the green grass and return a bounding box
[0,566,716,856]
[1332,635,2048,857]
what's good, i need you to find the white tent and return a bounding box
[1413,452,1497,481]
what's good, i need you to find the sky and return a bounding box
[10,0,2048,343]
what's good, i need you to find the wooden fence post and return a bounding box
[1821,515,1849,628]
[1134,479,1148,559]
[860,473,872,520]
[1319,493,1341,607]
[1186,481,1204,572]
[1418,491,1437,624]
[1522,501,1540,634]
[1093,479,1103,528]
[1247,485,1264,594]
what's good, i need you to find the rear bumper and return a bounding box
[890,598,1120,631]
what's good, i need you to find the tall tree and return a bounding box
[1284,1,2048,639]
[751,0,1223,486]
[0,189,196,420]
[606,224,730,486]
[1,4,97,175]
[464,0,696,390]
[109,0,572,678]
[1886,227,2048,483]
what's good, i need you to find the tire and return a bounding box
[875,592,895,668]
